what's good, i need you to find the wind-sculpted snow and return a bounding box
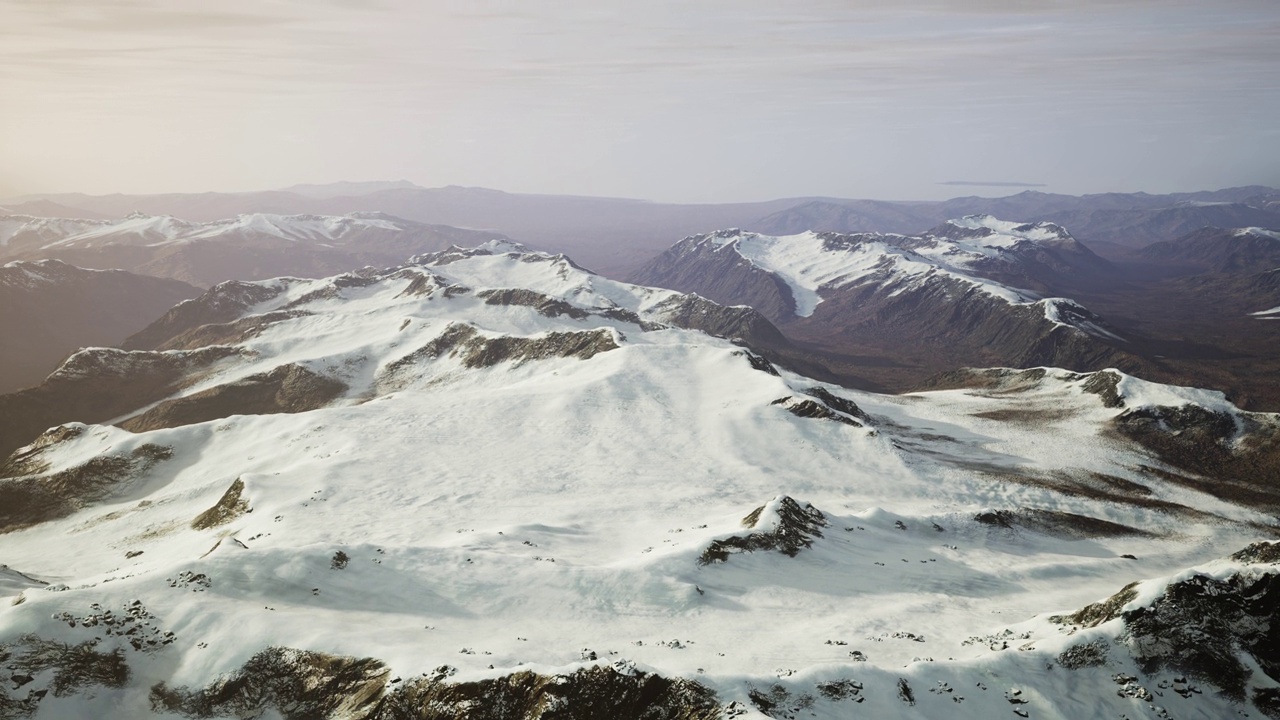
[1,243,1279,718]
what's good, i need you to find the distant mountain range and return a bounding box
[0,212,507,288]
[7,183,1278,275]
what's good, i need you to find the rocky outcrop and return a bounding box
[649,294,789,349]
[119,364,347,432]
[1053,544,1280,702]
[699,496,827,565]
[0,440,172,532]
[150,648,721,720]
[191,478,250,530]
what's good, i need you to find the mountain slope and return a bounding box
[0,260,200,394]
[0,242,1278,717]
[1139,226,1280,275]
[629,217,1139,384]
[0,212,508,287]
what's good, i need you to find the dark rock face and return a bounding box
[802,387,871,424]
[1054,548,1280,702]
[0,442,172,532]
[770,397,862,427]
[629,231,799,320]
[119,364,347,433]
[1121,572,1280,700]
[699,497,827,565]
[649,294,789,349]
[630,227,1141,393]
[1113,404,1280,511]
[150,648,720,720]
[477,288,590,320]
[800,270,1134,373]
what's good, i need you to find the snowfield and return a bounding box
[0,241,1277,719]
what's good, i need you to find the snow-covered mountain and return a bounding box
[1140,226,1280,275]
[629,217,1137,378]
[1,241,1278,718]
[0,212,508,288]
[0,260,199,394]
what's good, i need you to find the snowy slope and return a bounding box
[4,211,443,250]
[0,242,1277,719]
[0,211,508,287]
[636,218,1121,349]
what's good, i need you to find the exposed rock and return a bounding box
[1120,571,1280,700]
[0,634,130,717]
[731,349,779,376]
[973,508,1148,539]
[1114,404,1280,511]
[1053,582,1139,628]
[191,478,250,530]
[699,496,827,565]
[1057,639,1110,669]
[770,396,861,427]
[477,288,590,320]
[151,648,721,720]
[747,683,815,718]
[801,387,871,424]
[119,364,347,432]
[150,647,388,720]
[1233,542,1280,565]
[457,330,619,369]
[649,294,789,349]
[0,444,172,533]
[1081,370,1124,408]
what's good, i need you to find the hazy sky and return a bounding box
[2,0,1278,202]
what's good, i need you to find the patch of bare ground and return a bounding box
[973,508,1152,540]
[191,478,250,530]
[0,442,172,533]
[974,468,1218,522]
[1111,407,1280,512]
[118,364,347,432]
[150,648,720,720]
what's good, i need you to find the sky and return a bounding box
[1,0,1278,203]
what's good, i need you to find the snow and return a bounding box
[0,246,1274,718]
[1253,306,1280,319]
[1235,227,1280,240]
[704,225,1049,318]
[2,211,426,251]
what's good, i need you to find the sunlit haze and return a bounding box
[2,0,1278,201]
